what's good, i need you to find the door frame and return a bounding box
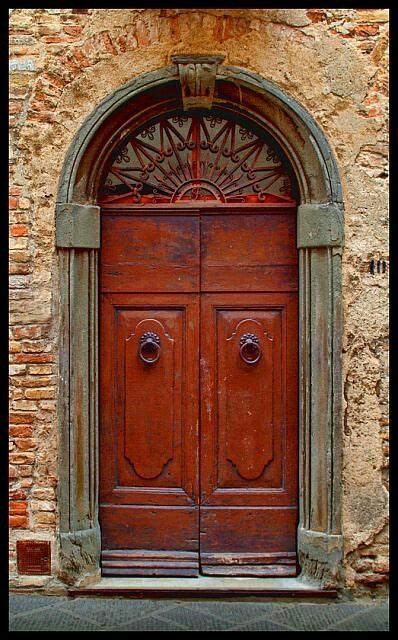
[55,64,344,588]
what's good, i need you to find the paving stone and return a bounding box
[9,594,68,616]
[106,614,188,631]
[265,603,370,631]
[153,605,239,631]
[59,596,175,628]
[180,599,290,625]
[9,607,102,632]
[8,594,389,632]
[229,617,295,631]
[327,604,389,632]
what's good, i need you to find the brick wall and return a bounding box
[9,8,389,592]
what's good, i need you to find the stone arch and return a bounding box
[56,64,344,588]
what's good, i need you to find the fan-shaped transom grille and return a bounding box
[100,112,296,205]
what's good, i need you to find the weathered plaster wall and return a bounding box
[9,8,389,592]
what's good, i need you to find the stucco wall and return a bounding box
[9,8,389,592]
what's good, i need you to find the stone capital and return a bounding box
[56,203,100,249]
[297,203,344,248]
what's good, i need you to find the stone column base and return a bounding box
[297,527,343,588]
[59,525,101,586]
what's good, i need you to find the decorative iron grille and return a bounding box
[99,112,296,205]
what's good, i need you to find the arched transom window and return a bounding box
[99,111,297,205]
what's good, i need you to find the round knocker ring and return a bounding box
[138,332,161,364]
[239,333,262,365]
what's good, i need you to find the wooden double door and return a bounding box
[99,206,298,577]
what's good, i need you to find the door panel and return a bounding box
[200,293,298,576]
[201,212,297,292]
[100,214,200,292]
[99,293,199,575]
[99,207,299,578]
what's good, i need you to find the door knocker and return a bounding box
[239,333,262,365]
[138,331,161,364]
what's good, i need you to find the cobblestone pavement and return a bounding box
[9,594,389,631]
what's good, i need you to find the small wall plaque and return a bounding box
[17,540,51,575]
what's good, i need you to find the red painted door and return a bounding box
[99,206,298,577]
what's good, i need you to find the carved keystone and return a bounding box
[171,54,225,110]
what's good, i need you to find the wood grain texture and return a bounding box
[100,214,200,292]
[201,212,297,292]
[99,292,200,573]
[99,206,298,577]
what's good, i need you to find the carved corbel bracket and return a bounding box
[171,54,225,110]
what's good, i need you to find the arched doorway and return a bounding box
[56,64,344,588]
[98,108,299,576]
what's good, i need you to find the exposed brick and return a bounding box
[9,186,22,196]
[9,101,24,114]
[9,342,22,354]
[99,31,118,54]
[41,71,67,91]
[9,250,30,263]
[9,365,27,376]
[24,388,55,400]
[14,438,37,451]
[19,466,36,479]
[9,263,32,275]
[355,572,388,585]
[10,237,29,250]
[9,501,27,515]
[31,500,55,512]
[63,25,83,37]
[31,488,55,500]
[12,326,45,340]
[306,9,327,23]
[9,452,35,465]
[13,354,54,364]
[70,47,91,69]
[22,199,38,213]
[9,412,36,424]
[9,489,26,500]
[12,376,53,388]
[9,515,28,528]
[28,364,53,375]
[43,34,82,44]
[135,21,150,47]
[8,466,18,480]
[10,224,29,237]
[20,478,33,488]
[350,24,380,38]
[21,340,50,353]
[9,425,34,437]
[34,512,56,524]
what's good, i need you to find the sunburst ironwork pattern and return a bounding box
[100,114,295,204]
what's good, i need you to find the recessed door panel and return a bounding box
[200,293,298,576]
[201,212,297,292]
[100,214,200,292]
[99,293,199,575]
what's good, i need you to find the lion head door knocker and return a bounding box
[239,333,262,365]
[138,331,161,364]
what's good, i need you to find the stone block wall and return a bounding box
[9,8,389,593]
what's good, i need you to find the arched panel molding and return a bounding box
[55,63,344,588]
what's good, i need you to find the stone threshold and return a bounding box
[68,576,338,598]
